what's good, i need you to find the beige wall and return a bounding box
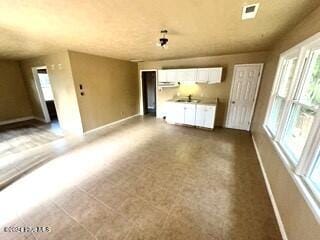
[20,51,83,135]
[0,60,33,122]
[68,51,139,132]
[251,6,320,240]
[138,52,268,126]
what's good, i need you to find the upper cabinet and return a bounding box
[158,67,222,85]
[158,70,166,83]
[158,70,177,83]
[166,70,177,82]
[158,70,178,87]
[177,69,197,82]
[196,67,222,84]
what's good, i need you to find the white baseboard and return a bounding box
[252,135,288,240]
[84,114,140,135]
[33,117,48,123]
[0,116,34,126]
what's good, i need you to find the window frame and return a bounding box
[263,32,320,222]
[265,49,301,138]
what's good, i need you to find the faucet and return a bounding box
[188,94,192,102]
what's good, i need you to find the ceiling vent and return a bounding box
[242,3,259,20]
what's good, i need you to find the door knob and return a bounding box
[231,101,235,104]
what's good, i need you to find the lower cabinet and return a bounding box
[166,102,184,124]
[166,102,216,129]
[184,104,196,125]
[195,105,216,129]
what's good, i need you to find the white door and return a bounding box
[226,64,263,131]
[184,104,196,125]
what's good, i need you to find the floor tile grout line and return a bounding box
[74,185,140,238]
[76,185,117,212]
[50,200,98,240]
[76,179,171,237]
[76,168,172,215]
[17,214,39,240]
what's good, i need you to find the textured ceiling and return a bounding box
[0,0,319,61]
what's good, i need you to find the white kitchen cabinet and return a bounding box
[195,105,216,129]
[166,70,177,82]
[197,68,211,83]
[158,70,177,83]
[177,69,197,82]
[166,102,184,124]
[196,67,223,84]
[195,105,206,126]
[208,68,223,84]
[159,67,222,85]
[166,102,216,129]
[184,104,196,125]
[203,105,216,128]
[158,70,167,83]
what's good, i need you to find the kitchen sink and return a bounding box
[175,99,200,103]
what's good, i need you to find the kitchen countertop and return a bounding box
[167,98,218,106]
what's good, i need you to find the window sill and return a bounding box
[262,125,320,224]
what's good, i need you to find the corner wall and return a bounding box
[138,51,268,127]
[68,51,139,132]
[0,59,33,122]
[20,51,83,135]
[251,6,320,240]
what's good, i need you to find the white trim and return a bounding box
[252,135,288,240]
[263,56,283,126]
[139,69,158,117]
[262,32,320,221]
[33,117,47,123]
[264,32,320,136]
[263,125,320,224]
[32,66,51,123]
[84,114,140,135]
[225,63,264,130]
[0,116,34,126]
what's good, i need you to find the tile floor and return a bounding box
[0,119,63,157]
[0,116,281,240]
[0,120,63,186]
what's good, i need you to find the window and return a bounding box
[267,56,298,135]
[38,73,54,101]
[281,106,315,162]
[264,33,320,211]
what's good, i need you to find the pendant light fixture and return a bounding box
[156,30,169,49]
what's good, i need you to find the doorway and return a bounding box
[226,64,264,131]
[142,71,157,116]
[32,66,61,133]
